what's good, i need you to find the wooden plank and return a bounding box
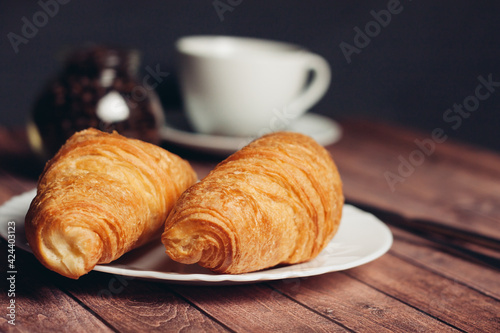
[0,126,39,205]
[1,122,499,332]
[269,273,459,332]
[329,119,500,239]
[0,127,44,181]
[57,272,230,333]
[390,227,500,299]
[0,172,36,204]
[173,283,349,332]
[0,176,24,205]
[346,253,500,332]
[0,243,113,333]
[1,242,229,332]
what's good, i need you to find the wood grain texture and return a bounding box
[390,227,500,299]
[0,171,36,205]
[0,243,113,333]
[329,119,500,239]
[269,273,459,332]
[1,240,229,333]
[173,284,349,332]
[1,120,499,332]
[59,274,230,332]
[346,254,500,332]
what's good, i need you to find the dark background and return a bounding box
[1,0,499,151]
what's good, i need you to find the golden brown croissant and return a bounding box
[162,131,343,274]
[25,128,197,279]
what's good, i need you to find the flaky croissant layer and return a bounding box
[162,131,344,274]
[25,128,197,279]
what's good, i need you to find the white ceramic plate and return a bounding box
[0,189,392,285]
[159,112,342,156]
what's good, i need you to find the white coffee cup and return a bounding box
[176,35,331,137]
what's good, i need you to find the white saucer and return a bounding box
[159,112,342,155]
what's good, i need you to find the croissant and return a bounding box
[162,131,343,274]
[25,128,197,279]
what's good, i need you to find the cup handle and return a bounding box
[288,52,331,117]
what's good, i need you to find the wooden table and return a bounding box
[1,119,499,332]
